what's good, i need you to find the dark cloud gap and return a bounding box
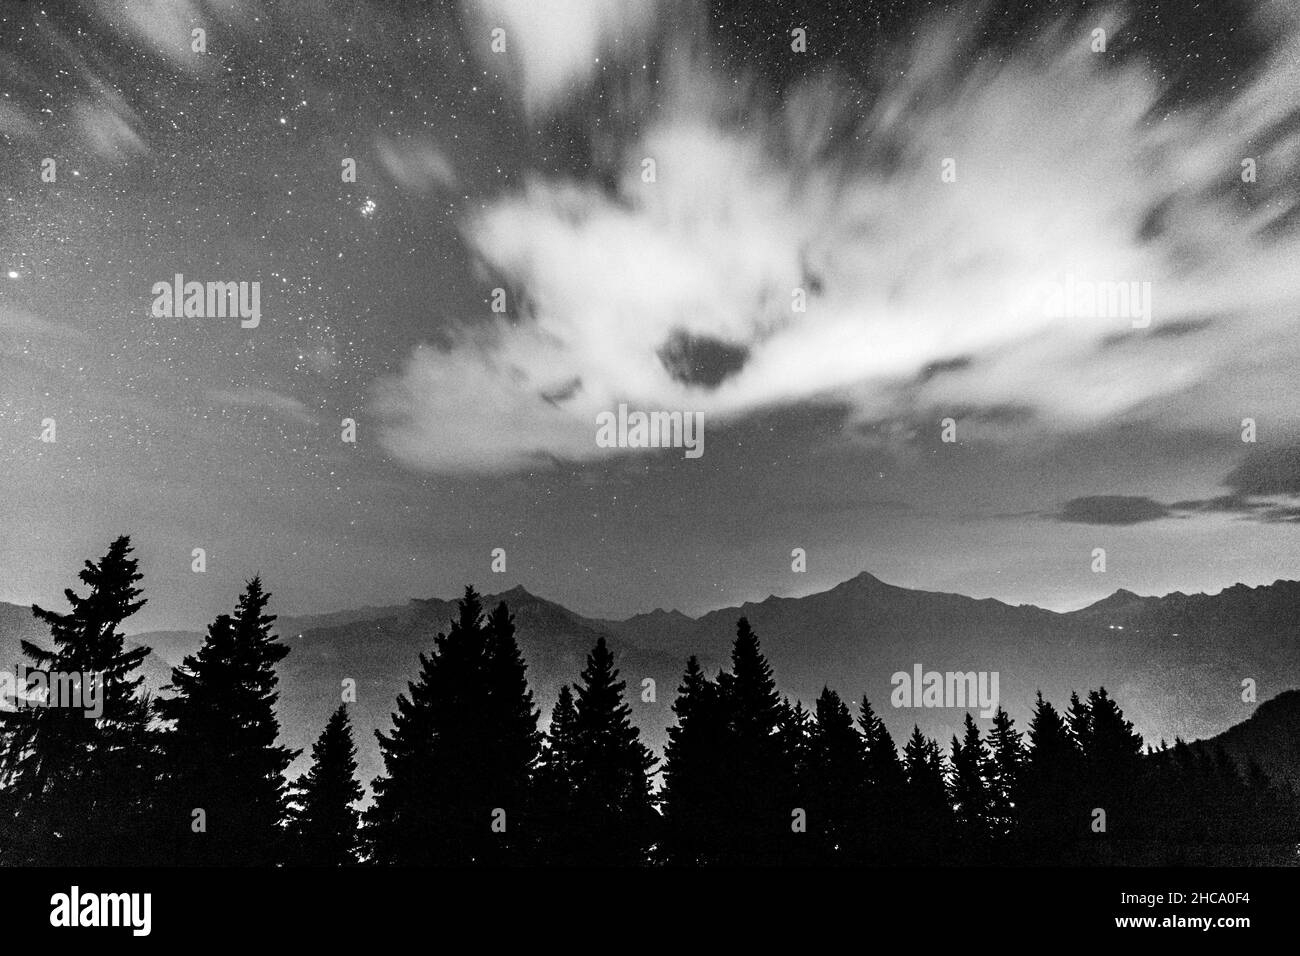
[540,377,583,406]
[657,329,751,389]
[915,356,974,384]
[1136,198,1171,243]
[1099,317,1217,349]
[943,403,1036,426]
[703,0,1274,108]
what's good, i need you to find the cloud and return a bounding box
[1220,444,1300,497]
[1170,445,1300,522]
[1059,444,1300,525]
[0,309,86,361]
[377,5,1300,473]
[1055,495,1175,525]
[89,0,234,75]
[0,102,38,140]
[372,337,598,472]
[375,135,459,194]
[0,309,83,340]
[206,387,316,425]
[74,101,148,160]
[466,0,661,114]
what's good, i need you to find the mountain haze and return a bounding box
[2,573,1296,795]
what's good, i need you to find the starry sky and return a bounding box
[1,0,1298,633]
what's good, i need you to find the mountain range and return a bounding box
[3,571,1297,797]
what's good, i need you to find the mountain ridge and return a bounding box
[3,571,1298,799]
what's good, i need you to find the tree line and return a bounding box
[1,537,1295,866]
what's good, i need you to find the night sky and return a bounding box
[2,0,1298,633]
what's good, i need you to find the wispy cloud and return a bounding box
[375,134,459,194]
[0,309,85,340]
[206,387,316,425]
[376,4,1300,473]
[466,0,662,115]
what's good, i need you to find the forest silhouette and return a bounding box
[1,536,1296,866]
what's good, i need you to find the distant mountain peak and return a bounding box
[1076,587,1151,616]
[825,570,889,593]
[494,584,535,600]
[637,607,691,619]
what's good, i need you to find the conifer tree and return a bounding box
[534,684,580,862]
[659,657,726,864]
[984,706,1026,840]
[539,685,579,785]
[1081,688,1143,768]
[779,697,815,779]
[156,577,296,865]
[0,536,155,865]
[1066,691,1092,753]
[859,695,906,791]
[903,726,951,805]
[1019,691,1084,859]
[479,601,543,860]
[808,687,865,861]
[368,589,489,864]
[716,617,792,863]
[778,696,818,864]
[857,695,907,860]
[367,588,540,865]
[1076,687,1144,841]
[949,713,993,853]
[902,725,954,861]
[288,704,363,866]
[569,637,657,864]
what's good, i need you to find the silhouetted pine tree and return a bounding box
[858,695,907,860]
[778,697,814,772]
[807,687,864,862]
[156,577,296,865]
[1066,692,1092,752]
[1077,687,1144,845]
[367,588,540,864]
[716,617,793,864]
[287,704,363,866]
[534,684,580,863]
[859,696,905,791]
[569,637,657,864]
[984,706,1026,842]
[1018,691,1084,860]
[949,713,993,857]
[902,726,955,862]
[0,536,155,865]
[779,696,819,863]
[1080,689,1143,767]
[659,657,727,864]
[480,601,543,860]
